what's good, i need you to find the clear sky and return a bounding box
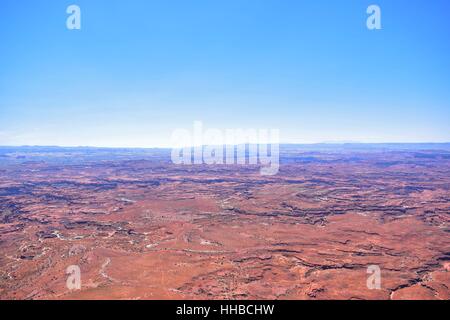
[0,0,449,147]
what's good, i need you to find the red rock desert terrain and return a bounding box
[0,145,449,300]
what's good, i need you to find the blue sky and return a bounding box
[0,0,449,147]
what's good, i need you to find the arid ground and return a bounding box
[0,145,449,300]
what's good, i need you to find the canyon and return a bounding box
[0,144,449,300]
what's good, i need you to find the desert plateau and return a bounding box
[0,144,449,300]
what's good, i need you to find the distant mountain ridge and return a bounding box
[1,143,450,153]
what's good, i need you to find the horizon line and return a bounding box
[1,142,450,150]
